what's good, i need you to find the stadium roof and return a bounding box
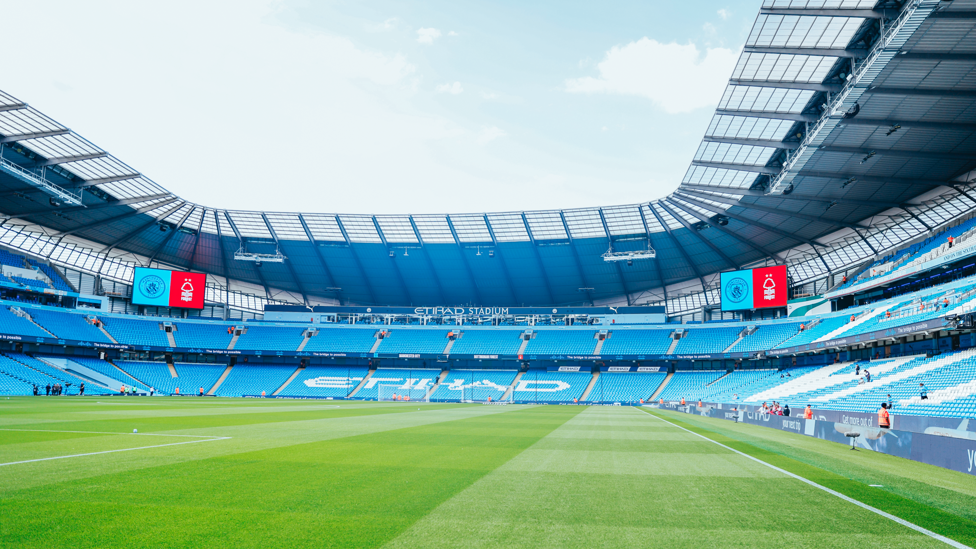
[1,0,975,309]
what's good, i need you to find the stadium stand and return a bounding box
[215,365,298,396]
[233,326,304,351]
[174,322,235,349]
[355,368,442,400]
[428,370,517,401]
[277,366,368,398]
[28,308,112,343]
[376,330,449,354]
[101,317,171,347]
[58,357,151,391]
[115,361,224,395]
[586,372,666,402]
[523,331,597,355]
[673,327,740,354]
[728,324,799,353]
[0,353,112,394]
[599,330,672,355]
[510,371,590,402]
[657,370,726,402]
[304,328,377,353]
[0,306,51,338]
[448,330,523,355]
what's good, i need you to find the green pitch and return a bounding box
[1,398,974,548]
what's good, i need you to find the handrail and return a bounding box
[0,156,83,206]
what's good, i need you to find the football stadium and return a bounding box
[2,1,976,547]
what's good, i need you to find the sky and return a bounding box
[0,0,759,215]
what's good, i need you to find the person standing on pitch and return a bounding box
[804,405,813,420]
[79,382,85,396]
[45,383,50,396]
[879,403,891,429]
[32,385,38,396]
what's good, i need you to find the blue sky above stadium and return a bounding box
[1,0,755,214]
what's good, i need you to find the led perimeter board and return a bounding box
[720,265,787,311]
[132,267,206,309]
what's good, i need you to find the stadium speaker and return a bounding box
[716,216,729,226]
[49,197,63,208]
[389,250,395,257]
[627,260,633,266]
[488,250,494,257]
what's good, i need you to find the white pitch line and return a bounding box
[635,407,970,549]
[0,428,224,438]
[0,436,231,467]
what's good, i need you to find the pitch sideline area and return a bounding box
[0,399,972,548]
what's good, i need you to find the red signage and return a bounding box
[752,265,787,308]
[168,271,206,309]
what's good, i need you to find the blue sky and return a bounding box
[1,0,759,214]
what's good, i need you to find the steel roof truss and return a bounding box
[521,213,555,304]
[599,209,631,305]
[262,212,308,306]
[334,216,378,304]
[445,216,487,304]
[297,214,341,303]
[559,211,592,305]
[648,202,708,302]
[372,216,413,304]
[408,216,447,304]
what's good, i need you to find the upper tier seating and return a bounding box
[729,324,800,353]
[29,308,112,343]
[523,331,596,355]
[587,372,666,402]
[449,330,523,355]
[304,328,377,353]
[102,317,171,347]
[428,370,517,401]
[0,249,26,268]
[355,368,443,400]
[599,330,672,355]
[277,366,368,398]
[0,306,51,338]
[673,327,740,354]
[174,322,235,349]
[10,276,51,290]
[776,316,848,348]
[234,326,304,351]
[25,259,73,292]
[376,330,449,354]
[657,370,725,402]
[215,364,299,397]
[510,371,591,402]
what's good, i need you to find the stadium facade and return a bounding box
[0,0,976,426]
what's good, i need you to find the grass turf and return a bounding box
[0,397,972,548]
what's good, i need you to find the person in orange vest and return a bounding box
[850,314,856,323]
[680,397,686,405]
[120,384,126,395]
[405,395,410,401]
[639,398,644,404]
[878,403,891,429]
[199,387,204,397]
[886,310,891,319]
[698,400,702,407]
[659,398,663,405]
[573,397,578,404]
[487,396,491,403]
[175,387,180,395]
[803,405,813,420]
[948,235,954,248]
[261,390,266,397]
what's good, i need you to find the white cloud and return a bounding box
[416,27,442,44]
[436,81,463,94]
[366,17,397,32]
[565,38,738,114]
[477,126,506,144]
[717,8,731,20]
[703,22,717,35]
[448,31,458,36]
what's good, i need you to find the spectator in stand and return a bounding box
[843,275,848,284]
[886,310,891,319]
[855,364,860,376]
[944,298,950,309]
[850,314,856,323]
[864,370,871,383]
[920,383,928,400]
[887,393,893,410]
[948,235,954,248]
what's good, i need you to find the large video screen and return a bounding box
[720,265,787,311]
[132,267,206,309]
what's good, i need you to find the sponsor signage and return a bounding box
[769,317,948,357]
[720,265,787,311]
[132,267,206,309]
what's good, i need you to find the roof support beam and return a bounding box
[599,209,631,306]
[714,109,818,122]
[690,161,780,174]
[647,202,709,300]
[817,145,976,162]
[637,206,666,304]
[189,208,207,275]
[334,216,378,304]
[679,186,904,211]
[793,171,952,189]
[74,174,142,186]
[407,217,448,305]
[864,87,976,99]
[214,212,233,293]
[674,190,868,229]
[8,192,171,217]
[484,214,520,305]
[675,194,826,248]
[0,104,27,113]
[759,7,889,18]
[929,11,976,19]
[662,199,787,262]
[901,205,932,231]
[223,213,275,301]
[262,212,308,306]
[97,201,186,252]
[521,213,555,305]
[651,200,740,270]
[728,79,842,92]
[0,129,70,144]
[31,152,107,167]
[372,217,414,305]
[559,212,592,305]
[743,46,867,58]
[297,214,341,304]
[702,136,794,148]
[146,205,195,266]
[898,52,976,61]
[445,216,487,305]
[56,197,180,236]
[837,118,976,131]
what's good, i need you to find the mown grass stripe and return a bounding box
[639,408,974,548]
